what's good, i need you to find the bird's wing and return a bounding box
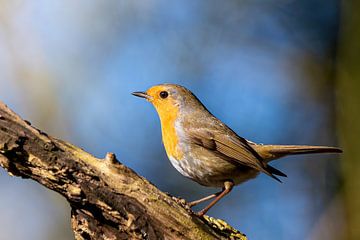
[188,126,262,170]
[187,121,285,181]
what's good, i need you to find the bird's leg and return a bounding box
[188,191,222,207]
[196,180,234,217]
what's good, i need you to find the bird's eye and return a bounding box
[159,91,169,99]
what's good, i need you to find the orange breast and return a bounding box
[157,106,184,160]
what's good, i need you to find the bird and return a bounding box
[132,84,342,217]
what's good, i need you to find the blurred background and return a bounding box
[0,1,358,239]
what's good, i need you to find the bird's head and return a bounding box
[132,84,204,118]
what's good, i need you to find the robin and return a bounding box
[132,84,342,217]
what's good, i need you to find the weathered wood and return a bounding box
[0,101,246,240]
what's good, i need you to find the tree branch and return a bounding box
[0,101,246,240]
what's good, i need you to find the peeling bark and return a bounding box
[0,101,246,240]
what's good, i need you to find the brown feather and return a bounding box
[251,144,342,163]
[188,125,284,182]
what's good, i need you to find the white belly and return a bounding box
[168,153,259,188]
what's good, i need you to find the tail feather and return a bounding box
[266,145,342,155]
[261,164,287,183]
[253,144,341,182]
[252,144,342,162]
[266,165,287,177]
[269,174,282,183]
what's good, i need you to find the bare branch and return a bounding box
[0,101,246,240]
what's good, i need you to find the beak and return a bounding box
[132,91,151,99]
